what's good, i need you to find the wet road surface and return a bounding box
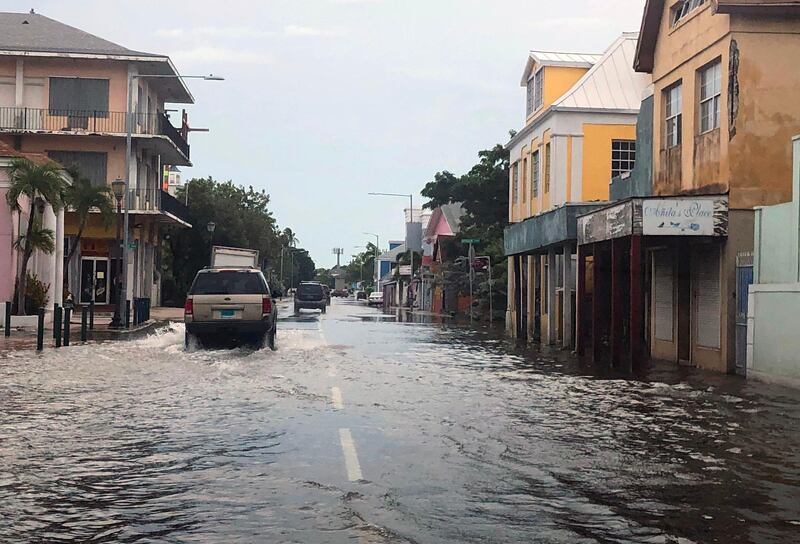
[2,299,800,543]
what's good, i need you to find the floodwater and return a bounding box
[1,300,799,543]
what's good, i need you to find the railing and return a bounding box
[128,187,162,212]
[0,107,189,159]
[160,189,192,225]
[158,112,190,159]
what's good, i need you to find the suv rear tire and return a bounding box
[268,327,276,350]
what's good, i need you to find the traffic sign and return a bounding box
[462,238,480,244]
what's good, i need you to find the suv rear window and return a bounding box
[297,283,324,297]
[190,271,267,295]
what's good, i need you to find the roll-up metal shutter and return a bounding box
[653,251,674,342]
[694,246,721,349]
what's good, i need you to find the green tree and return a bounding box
[62,167,114,273]
[164,177,305,305]
[344,243,378,286]
[5,158,66,314]
[420,142,510,316]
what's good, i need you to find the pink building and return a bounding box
[0,10,194,313]
[0,141,66,322]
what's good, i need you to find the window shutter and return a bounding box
[653,251,674,342]
[694,247,721,349]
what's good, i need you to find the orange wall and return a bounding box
[581,124,635,202]
[21,58,129,111]
[543,66,588,109]
[15,134,127,183]
[650,2,800,210]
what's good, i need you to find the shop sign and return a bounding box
[642,198,727,236]
[398,265,412,276]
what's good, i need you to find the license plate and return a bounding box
[219,309,236,319]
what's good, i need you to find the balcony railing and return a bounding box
[128,187,162,212]
[0,107,189,159]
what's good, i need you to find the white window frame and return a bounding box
[534,68,544,112]
[671,0,706,26]
[544,143,551,193]
[612,140,636,178]
[664,82,682,149]
[699,60,721,134]
[512,162,519,203]
[526,78,534,117]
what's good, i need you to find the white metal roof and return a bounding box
[552,33,649,111]
[530,51,601,66]
[520,50,602,85]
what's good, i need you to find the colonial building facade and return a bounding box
[504,34,650,347]
[0,11,193,310]
[576,0,800,373]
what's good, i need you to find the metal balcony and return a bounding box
[0,107,190,161]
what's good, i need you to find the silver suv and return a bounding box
[184,268,277,350]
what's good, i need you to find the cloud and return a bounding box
[283,24,346,37]
[156,27,274,39]
[170,46,271,65]
[329,0,380,3]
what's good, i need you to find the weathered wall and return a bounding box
[728,22,800,209]
[611,95,654,201]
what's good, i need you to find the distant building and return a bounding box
[164,165,182,196]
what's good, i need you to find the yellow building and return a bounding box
[505,34,650,346]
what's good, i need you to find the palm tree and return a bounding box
[5,157,66,314]
[282,227,299,248]
[63,167,113,272]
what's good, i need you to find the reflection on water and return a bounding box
[1,308,799,543]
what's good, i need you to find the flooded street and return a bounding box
[2,300,800,543]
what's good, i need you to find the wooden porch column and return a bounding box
[547,248,557,345]
[562,242,573,350]
[591,244,603,363]
[506,255,516,335]
[610,238,624,367]
[526,255,536,342]
[576,244,587,356]
[630,235,643,368]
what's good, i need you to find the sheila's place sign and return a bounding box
[641,197,728,237]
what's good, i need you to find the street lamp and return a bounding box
[109,178,126,329]
[367,192,415,308]
[120,72,224,326]
[206,221,216,264]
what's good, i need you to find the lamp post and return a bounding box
[121,72,223,326]
[109,178,126,329]
[354,245,368,286]
[206,221,216,264]
[367,192,414,309]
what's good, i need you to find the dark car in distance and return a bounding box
[295,282,327,313]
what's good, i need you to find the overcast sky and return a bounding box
[4,0,645,267]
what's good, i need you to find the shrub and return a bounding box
[24,273,50,314]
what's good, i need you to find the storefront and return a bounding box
[505,203,607,346]
[576,195,738,371]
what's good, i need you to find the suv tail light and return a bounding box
[184,298,193,315]
[262,296,272,315]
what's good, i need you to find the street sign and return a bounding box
[462,238,480,244]
[398,265,412,276]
